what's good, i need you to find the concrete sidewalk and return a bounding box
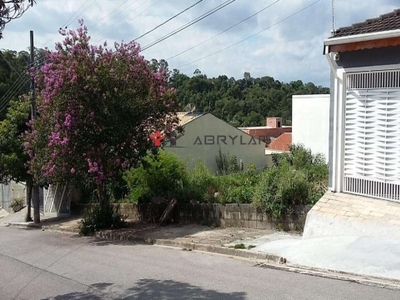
[1,207,79,229]
[253,235,400,281]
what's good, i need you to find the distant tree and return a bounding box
[193,68,201,76]
[0,50,31,120]
[169,70,329,126]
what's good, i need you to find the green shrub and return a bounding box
[218,164,260,204]
[254,144,328,221]
[187,162,220,202]
[79,203,126,236]
[215,149,243,175]
[124,150,189,203]
[253,164,310,221]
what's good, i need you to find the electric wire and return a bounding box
[63,0,91,28]
[176,0,322,69]
[89,0,143,43]
[0,51,22,76]
[134,0,203,41]
[92,0,156,44]
[141,0,236,52]
[0,79,30,112]
[39,0,95,51]
[167,0,281,61]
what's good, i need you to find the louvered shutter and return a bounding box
[343,71,400,201]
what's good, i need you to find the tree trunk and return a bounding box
[97,183,106,207]
[32,186,40,224]
[25,182,32,222]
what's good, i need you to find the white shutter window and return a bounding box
[343,70,400,202]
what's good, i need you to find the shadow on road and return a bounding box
[42,279,247,299]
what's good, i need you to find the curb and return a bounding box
[256,263,400,290]
[6,222,41,229]
[94,230,284,263]
[41,226,80,234]
[6,222,80,233]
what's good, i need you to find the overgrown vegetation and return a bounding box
[123,145,327,215]
[79,203,126,236]
[253,144,328,220]
[123,151,189,203]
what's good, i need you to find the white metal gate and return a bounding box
[343,70,400,202]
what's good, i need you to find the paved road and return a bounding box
[0,227,399,300]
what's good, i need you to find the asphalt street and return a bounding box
[0,227,399,300]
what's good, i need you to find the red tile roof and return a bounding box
[267,133,292,152]
[332,9,400,38]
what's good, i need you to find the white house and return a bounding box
[292,95,330,162]
[303,9,400,239]
[324,9,400,201]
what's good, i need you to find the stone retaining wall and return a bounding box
[116,203,312,231]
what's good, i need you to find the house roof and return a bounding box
[332,9,400,38]
[267,133,292,152]
[177,112,202,125]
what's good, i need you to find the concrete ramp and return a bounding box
[303,192,400,239]
[0,208,9,219]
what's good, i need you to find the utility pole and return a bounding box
[30,30,36,118]
[29,30,40,224]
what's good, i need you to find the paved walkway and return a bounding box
[304,192,400,238]
[0,208,8,219]
[253,235,400,281]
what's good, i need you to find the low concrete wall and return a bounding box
[115,203,311,232]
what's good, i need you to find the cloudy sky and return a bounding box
[1,0,399,87]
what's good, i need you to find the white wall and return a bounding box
[292,95,330,162]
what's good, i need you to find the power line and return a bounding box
[167,0,281,61]
[134,0,203,41]
[0,72,28,103]
[38,0,95,51]
[63,0,91,28]
[90,0,143,43]
[141,0,236,52]
[0,80,30,112]
[92,0,156,44]
[0,58,38,112]
[176,0,322,70]
[0,51,21,76]
[0,75,30,112]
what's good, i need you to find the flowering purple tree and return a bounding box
[25,20,180,206]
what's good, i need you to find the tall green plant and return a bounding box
[215,149,243,175]
[254,144,328,221]
[124,151,188,203]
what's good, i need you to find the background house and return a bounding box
[292,94,330,162]
[264,132,292,166]
[165,113,266,173]
[239,117,292,146]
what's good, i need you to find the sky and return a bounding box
[1,0,399,87]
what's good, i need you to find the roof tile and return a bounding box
[332,9,400,37]
[267,133,292,152]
